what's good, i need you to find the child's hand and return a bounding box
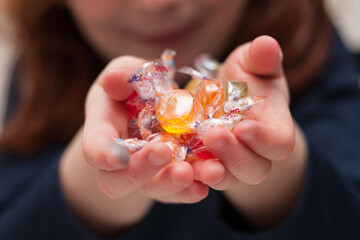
[193,36,296,190]
[82,56,208,203]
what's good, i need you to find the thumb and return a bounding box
[219,35,283,80]
[101,56,145,101]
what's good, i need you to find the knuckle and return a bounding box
[81,128,111,168]
[265,123,295,162]
[81,141,103,168]
[142,185,174,200]
[246,161,272,185]
[97,175,118,199]
[228,155,247,171]
[93,149,115,170]
[98,155,115,170]
[177,193,203,204]
[161,184,184,198]
[211,179,234,191]
[139,187,156,199]
[81,141,92,164]
[82,131,118,170]
[124,169,144,187]
[276,124,295,161]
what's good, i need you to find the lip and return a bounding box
[122,21,200,46]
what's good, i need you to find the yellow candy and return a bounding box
[184,78,202,94]
[156,89,205,134]
[225,80,248,101]
[194,79,225,118]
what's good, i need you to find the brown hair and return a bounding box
[0,0,331,155]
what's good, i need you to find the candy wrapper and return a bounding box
[116,50,264,162]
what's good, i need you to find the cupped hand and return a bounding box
[82,56,208,204]
[193,36,295,190]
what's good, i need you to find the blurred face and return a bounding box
[67,0,245,79]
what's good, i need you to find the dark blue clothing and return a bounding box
[1,34,360,240]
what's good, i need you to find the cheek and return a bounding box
[67,0,119,25]
[66,0,127,58]
[66,0,246,61]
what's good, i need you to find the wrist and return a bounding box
[224,122,307,230]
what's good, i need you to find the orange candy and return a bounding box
[194,79,225,118]
[155,89,205,134]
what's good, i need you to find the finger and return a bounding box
[97,142,173,199]
[83,80,132,171]
[192,160,225,186]
[203,127,272,185]
[233,120,295,162]
[192,160,238,191]
[141,161,194,199]
[161,181,209,204]
[101,56,145,101]
[83,57,144,171]
[219,35,283,80]
[218,36,289,105]
[82,98,130,171]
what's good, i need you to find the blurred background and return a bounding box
[326,0,360,53]
[0,0,360,130]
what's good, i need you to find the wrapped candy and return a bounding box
[156,89,205,134]
[115,138,147,152]
[194,79,224,119]
[116,50,264,162]
[183,54,221,94]
[194,54,221,78]
[137,104,159,139]
[148,133,187,162]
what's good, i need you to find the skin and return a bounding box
[60,0,307,236]
[66,0,245,85]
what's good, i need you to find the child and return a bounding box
[1,0,360,239]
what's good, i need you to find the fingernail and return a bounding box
[147,152,168,166]
[108,143,130,167]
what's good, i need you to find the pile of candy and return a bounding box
[115,50,264,162]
